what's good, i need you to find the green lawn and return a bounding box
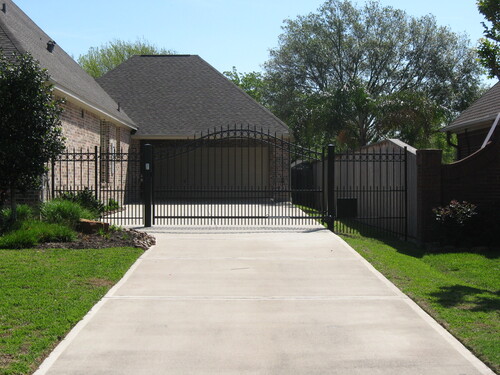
[0,247,143,375]
[341,234,500,373]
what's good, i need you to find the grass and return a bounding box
[341,233,500,373]
[0,221,76,249]
[0,247,143,375]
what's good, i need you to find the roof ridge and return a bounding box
[138,54,192,57]
[0,9,23,55]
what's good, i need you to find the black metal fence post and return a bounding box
[327,144,335,231]
[404,147,408,241]
[143,144,153,227]
[94,146,99,199]
[51,158,55,200]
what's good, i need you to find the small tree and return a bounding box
[0,51,65,218]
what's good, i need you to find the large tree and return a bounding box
[0,52,65,214]
[264,0,482,148]
[477,0,500,79]
[78,38,175,78]
[223,67,269,105]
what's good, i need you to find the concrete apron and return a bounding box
[35,227,494,375]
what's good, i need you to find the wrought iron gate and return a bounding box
[48,130,407,238]
[146,127,325,226]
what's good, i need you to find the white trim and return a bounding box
[53,86,137,131]
[442,115,498,133]
[481,112,500,148]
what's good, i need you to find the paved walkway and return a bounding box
[36,228,494,374]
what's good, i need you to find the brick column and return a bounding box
[416,149,443,243]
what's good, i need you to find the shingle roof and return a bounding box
[97,55,290,137]
[0,0,136,129]
[443,81,500,133]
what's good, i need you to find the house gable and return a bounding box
[97,55,290,138]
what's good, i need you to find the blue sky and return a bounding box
[15,0,491,78]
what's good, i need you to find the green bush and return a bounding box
[103,198,120,212]
[0,221,76,249]
[41,199,96,228]
[59,188,104,216]
[0,204,33,234]
[433,200,479,245]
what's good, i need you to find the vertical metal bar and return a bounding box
[404,147,408,241]
[327,144,335,231]
[94,146,98,199]
[143,144,153,227]
[51,158,55,200]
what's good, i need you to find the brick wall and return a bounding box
[60,100,101,151]
[44,100,133,205]
[456,128,490,160]
[442,133,500,207]
[416,130,500,242]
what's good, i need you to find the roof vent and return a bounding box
[1,3,6,13]
[46,40,56,53]
[117,102,121,112]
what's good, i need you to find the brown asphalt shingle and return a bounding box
[445,81,500,132]
[97,55,290,137]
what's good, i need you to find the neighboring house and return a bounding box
[443,81,500,160]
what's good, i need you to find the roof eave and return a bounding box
[53,85,137,131]
[441,114,498,133]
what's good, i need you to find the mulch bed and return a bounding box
[36,228,156,250]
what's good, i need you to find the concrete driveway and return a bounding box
[36,228,494,374]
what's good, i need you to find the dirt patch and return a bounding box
[0,354,15,367]
[36,228,156,250]
[84,278,115,287]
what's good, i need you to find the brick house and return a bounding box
[0,0,137,153]
[1,1,292,208]
[0,0,137,204]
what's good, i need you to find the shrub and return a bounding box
[59,188,104,216]
[103,198,120,213]
[41,199,96,228]
[0,204,33,234]
[433,200,478,245]
[0,221,76,249]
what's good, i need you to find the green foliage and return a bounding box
[223,67,269,105]
[0,204,33,234]
[0,52,65,208]
[40,199,96,228]
[59,188,104,215]
[0,221,76,249]
[264,0,482,148]
[477,0,500,79]
[104,198,120,212]
[433,200,479,245]
[78,38,175,78]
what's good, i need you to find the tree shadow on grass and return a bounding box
[430,284,500,312]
